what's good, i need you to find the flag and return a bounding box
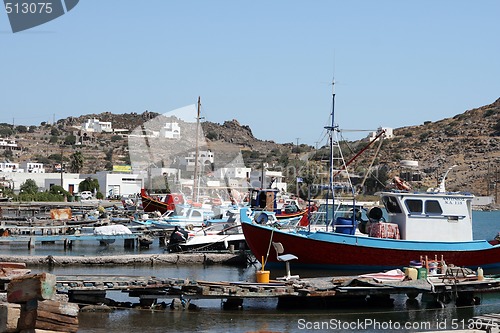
[296,177,303,183]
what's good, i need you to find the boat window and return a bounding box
[382,196,402,213]
[192,210,202,218]
[425,200,443,214]
[405,199,422,214]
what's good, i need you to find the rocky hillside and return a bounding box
[350,98,500,195]
[2,97,500,197]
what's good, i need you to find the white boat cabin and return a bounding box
[377,191,474,242]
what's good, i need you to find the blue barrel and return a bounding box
[334,217,356,235]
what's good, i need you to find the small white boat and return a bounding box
[178,223,246,252]
[149,207,207,229]
[93,225,132,245]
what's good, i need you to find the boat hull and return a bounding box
[241,221,500,271]
[140,195,171,214]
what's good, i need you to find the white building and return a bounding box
[82,118,113,133]
[20,162,45,173]
[0,171,80,193]
[0,162,22,173]
[249,169,287,192]
[160,122,181,139]
[93,171,144,199]
[181,150,214,172]
[149,167,180,179]
[368,127,394,141]
[214,167,251,180]
[44,176,84,195]
[0,138,18,149]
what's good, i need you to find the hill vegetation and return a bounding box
[1,97,499,199]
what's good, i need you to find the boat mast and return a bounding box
[193,96,201,203]
[325,80,337,231]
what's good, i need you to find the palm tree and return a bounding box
[70,151,84,173]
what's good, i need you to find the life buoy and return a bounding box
[254,213,269,224]
[394,176,411,191]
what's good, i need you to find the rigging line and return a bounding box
[359,134,385,193]
[263,227,275,269]
[338,131,356,155]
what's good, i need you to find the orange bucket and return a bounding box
[256,270,270,283]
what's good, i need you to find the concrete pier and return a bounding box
[0,252,249,267]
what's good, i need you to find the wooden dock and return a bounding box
[0,233,141,249]
[53,272,500,309]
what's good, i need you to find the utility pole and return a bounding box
[60,148,64,188]
[193,97,201,203]
[487,162,491,196]
[496,167,498,205]
[295,137,300,159]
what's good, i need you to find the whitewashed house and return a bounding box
[20,162,46,173]
[160,122,181,139]
[81,118,113,133]
[0,138,18,149]
[368,127,394,141]
[0,162,21,173]
[181,150,214,172]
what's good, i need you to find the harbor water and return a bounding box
[9,210,500,332]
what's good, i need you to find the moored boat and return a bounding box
[249,189,306,220]
[242,182,500,270]
[242,81,500,271]
[140,189,185,214]
[177,223,247,252]
[242,183,500,270]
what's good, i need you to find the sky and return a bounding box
[1,0,500,147]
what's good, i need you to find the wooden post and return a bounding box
[124,239,135,249]
[64,239,73,250]
[28,238,35,250]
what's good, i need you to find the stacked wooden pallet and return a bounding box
[1,272,79,333]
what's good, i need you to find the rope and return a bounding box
[263,227,275,269]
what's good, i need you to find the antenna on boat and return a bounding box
[437,164,458,193]
[324,78,338,230]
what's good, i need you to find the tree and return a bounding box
[78,177,100,193]
[16,125,28,133]
[110,135,123,142]
[0,127,13,137]
[20,179,38,195]
[49,185,69,197]
[69,151,84,173]
[64,134,76,145]
[3,149,13,160]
